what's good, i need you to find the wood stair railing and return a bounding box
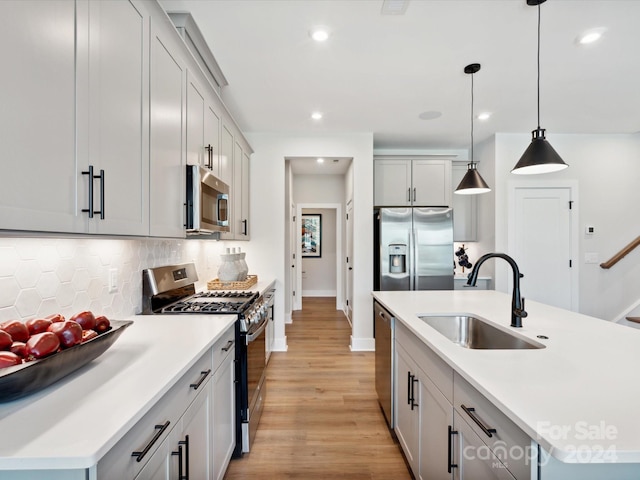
[600,236,640,269]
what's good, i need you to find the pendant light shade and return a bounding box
[455,63,491,195]
[512,0,568,175]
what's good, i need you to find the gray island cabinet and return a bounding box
[374,289,640,480]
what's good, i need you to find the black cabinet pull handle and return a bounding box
[132,421,170,462]
[242,219,248,236]
[81,165,94,218]
[448,425,458,473]
[407,371,411,405]
[172,444,183,479]
[205,144,213,169]
[190,369,211,390]
[411,375,419,410]
[407,188,411,202]
[221,340,234,352]
[461,404,497,438]
[95,169,105,219]
[180,435,190,480]
[413,187,416,202]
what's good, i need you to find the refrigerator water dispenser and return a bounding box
[388,243,407,274]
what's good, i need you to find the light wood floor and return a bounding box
[224,297,411,480]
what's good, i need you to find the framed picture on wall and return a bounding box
[301,214,322,258]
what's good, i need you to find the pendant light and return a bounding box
[512,0,568,175]
[455,63,491,195]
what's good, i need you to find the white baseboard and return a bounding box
[302,290,336,297]
[272,336,288,352]
[285,311,292,324]
[350,335,375,351]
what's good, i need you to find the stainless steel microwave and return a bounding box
[185,165,230,234]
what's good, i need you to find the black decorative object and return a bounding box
[0,320,132,402]
[455,244,473,272]
[455,63,491,194]
[512,0,568,175]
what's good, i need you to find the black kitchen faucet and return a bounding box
[466,252,528,328]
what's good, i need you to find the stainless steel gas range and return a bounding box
[142,263,267,457]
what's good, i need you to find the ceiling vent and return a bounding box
[381,0,409,15]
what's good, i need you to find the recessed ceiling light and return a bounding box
[381,0,409,15]
[317,158,325,163]
[477,112,492,121]
[311,112,323,120]
[310,27,329,42]
[418,111,442,120]
[577,28,606,45]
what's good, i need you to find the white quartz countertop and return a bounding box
[0,314,236,470]
[373,290,640,463]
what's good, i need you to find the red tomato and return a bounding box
[94,316,111,333]
[45,313,65,323]
[0,351,22,369]
[25,332,60,360]
[10,341,27,358]
[0,320,29,342]
[25,318,52,336]
[47,321,83,349]
[0,331,12,351]
[81,329,98,343]
[69,311,96,331]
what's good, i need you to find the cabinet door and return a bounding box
[186,72,205,168]
[0,0,82,233]
[452,164,477,241]
[205,101,221,173]
[454,413,515,480]
[240,149,251,239]
[220,122,234,186]
[82,0,149,235]
[134,427,179,480]
[395,344,420,476]
[413,159,451,207]
[374,159,412,206]
[149,18,185,238]
[212,346,236,480]
[180,380,213,480]
[419,372,454,480]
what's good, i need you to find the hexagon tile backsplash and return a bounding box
[0,237,226,322]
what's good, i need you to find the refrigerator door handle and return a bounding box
[410,226,417,290]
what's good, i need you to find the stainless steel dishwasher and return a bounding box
[374,300,394,429]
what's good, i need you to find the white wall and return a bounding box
[301,208,337,296]
[293,174,345,204]
[242,132,374,351]
[492,132,640,321]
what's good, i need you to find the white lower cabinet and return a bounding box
[212,336,236,480]
[97,325,235,480]
[395,321,529,480]
[454,411,516,480]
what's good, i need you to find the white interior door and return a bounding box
[291,203,300,311]
[510,185,577,311]
[346,200,354,322]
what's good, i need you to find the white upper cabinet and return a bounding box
[0,0,82,233]
[77,0,150,235]
[374,157,452,207]
[149,13,186,238]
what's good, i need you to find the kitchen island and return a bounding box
[373,289,640,479]
[0,314,236,479]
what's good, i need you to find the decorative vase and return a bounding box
[218,249,239,282]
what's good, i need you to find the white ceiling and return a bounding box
[288,156,353,175]
[159,0,640,151]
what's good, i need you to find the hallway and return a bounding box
[224,297,411,479]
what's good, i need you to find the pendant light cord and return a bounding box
[537,3,541,129]
[470,72,475,166]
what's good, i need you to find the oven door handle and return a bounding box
[246,319,268,344]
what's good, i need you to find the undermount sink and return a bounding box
[419,315,545,350]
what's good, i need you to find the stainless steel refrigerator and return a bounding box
[374,207,454,290]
